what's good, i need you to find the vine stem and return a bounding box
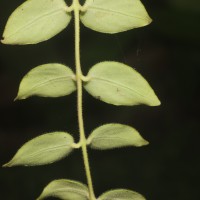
[73,0,96,199]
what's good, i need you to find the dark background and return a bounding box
[0,0,199,199]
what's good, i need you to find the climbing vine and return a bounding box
[2,0,160,199]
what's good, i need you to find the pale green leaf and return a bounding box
[87,124,148,150]
[3,132,74,167]
[98,189,146,200]
[37,179,89,200]
[15,63,76,100]
[84,61,161,106]
[2,0,71,44]
[81,0,152,34]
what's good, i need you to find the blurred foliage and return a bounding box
[0,0,199,200]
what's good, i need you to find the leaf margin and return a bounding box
[37,179,89,200]
[87,123,149,150]
[3,131,75,167]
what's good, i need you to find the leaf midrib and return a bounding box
[89,76,147,99]
[89,5,148,21]
[6,8,66,39]
[16,143,71,161]
[23,75,75,94]
[51,187,89,197]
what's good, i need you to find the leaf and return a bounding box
[81,0,152,34]
[98,189,146,200]
[37,179,89,200]
[87,124,148,150]
[1,0,71,44]
[84,61,161,106]
[15,63,76,100]
[3,132,74,167]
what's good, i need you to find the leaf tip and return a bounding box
[153,97,161,106]
[14,96,19,101]
[142,139,149,146]
[2,162,12,168]
[14,94,26,101]
[36,197,41,200]
[148,17,153,24]
[1,39,5,44]
[135,138,149,147]
[148,95,161,107]
[142,14,153,27]
[1,36,13,45]
[157,99,161,106]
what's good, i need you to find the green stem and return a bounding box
[73,0,95,199]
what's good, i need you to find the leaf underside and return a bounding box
[87,123,149,150]
[2,1,155,199]
[3,132,74,167]
[84,61,161,106]
[98,189,146,200]
[16,63,76,100]
[37,179,89,200]
[2,0,71,44]
[81,0,152,33]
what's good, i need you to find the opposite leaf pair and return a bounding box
[2,0,152,45]
[16,62,160,107]
[4,123,148,167]
[2,0,159,199]
[37,179,146,200]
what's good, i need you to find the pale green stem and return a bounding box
[73,0,96,199]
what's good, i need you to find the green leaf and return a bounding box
[1,0,71,44]
[37,179,89,200]
[84,61,161,106]
[3,132,74,167]
[15,63,76,100]
[87,124,148,150]
[81,0,152,34]
[98,189,146,200]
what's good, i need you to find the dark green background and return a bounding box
[0,0,199,199]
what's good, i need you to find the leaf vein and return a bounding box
[53,187,88,196]
[18,144,70,160]
[26,75,74,92]
[91,76,147,98]
[6,8,65,39]
[90,5,148,21]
